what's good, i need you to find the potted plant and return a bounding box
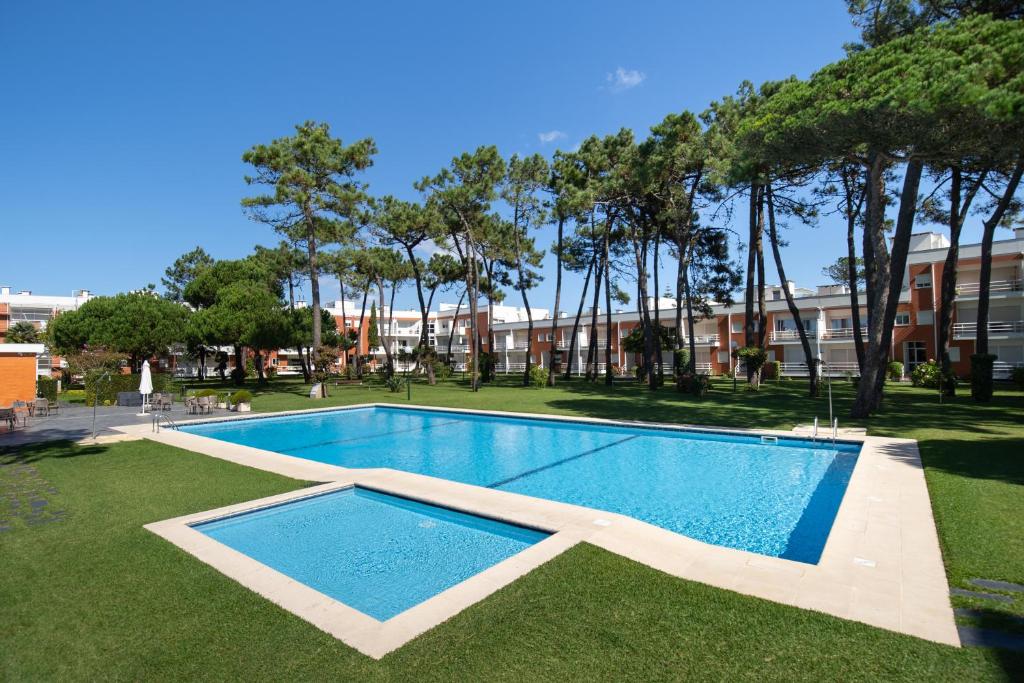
[230,390,253,412]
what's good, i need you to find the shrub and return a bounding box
[1013,365,1024,389]
[84,371,172,406]
[384,375,404,393]
[677,373,712,397]
[736,346,768,389]
[64,389,86,404]
[36,376,58,401]
[194,388,220,398]
[230,390,253,404]
[478,353,497,383]
[264,365,278,379]
[529,365,548,388]
[672,348,690,376]
[911,360,955,390]
[433,361,452,381]
[765,360,782,381]
[887,361,904,381]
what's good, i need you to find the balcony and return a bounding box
[956,279,1022,297]
[770,329,810,343]
[994,361,1024,380]
[494,342,530,351]
[683,334,720,346]
[820,327,867,341]
[780,361,860,377]
[953,321,1024,339]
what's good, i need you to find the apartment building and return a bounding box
[0,286,94,377]
[462,229,1024,380]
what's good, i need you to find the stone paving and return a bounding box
[0,461,65,532]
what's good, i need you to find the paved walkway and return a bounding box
[0,404,197,448]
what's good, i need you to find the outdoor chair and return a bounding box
[184,397,198,415]
[196,396,213,415]
[32,398,49,417]
[0,407,17,431]
[154,393,172,412]
[11,402,30,428]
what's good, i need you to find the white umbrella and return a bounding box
[138,360,154,415]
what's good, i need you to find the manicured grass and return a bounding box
[2,439,1021,680]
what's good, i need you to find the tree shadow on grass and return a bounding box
[0,440,106,466]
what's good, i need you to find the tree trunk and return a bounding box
[845,178,866,374]
[375,278,395,377]
[233,344,244,386]
[585,254,604,381]
[632,235,656,390]
[852,156,923,418]
[683,257,698,376]
[547,216,565,386]
[354,285,369,379]
[564,258,595,380]
[755,189,768,349]
[937,169,965,396]
[767,185,819,397]
[603,227,614,385]
[404,244,430,350]
[519,283,534,387]
[744,182,758,380]
[446,290,465,364]
[303,213,325,397]
[652,229,663,381]
[974,158,1024,401]
[254,350,266,384]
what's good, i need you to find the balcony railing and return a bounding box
[771,329,810,342]
[683,334,720,345]
[779,361,861,377]
[820,327,867,341]
[494,342,530,351]
[953,321,1024,339]
[994,361,1024,380]
[956,279,1022,296]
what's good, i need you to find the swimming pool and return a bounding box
[182,406,859,563]
[194,486,548,621]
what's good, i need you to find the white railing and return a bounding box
[771,329,805,342]
[956,279,1022,296]
[994,361,1024,379]
[683,334,720,345]
[495,362,528,373]
[494,342,530,351]
[695,362,713,372]
[953,321,1024,339]
[780,361,861,377]
[820,327,867,341]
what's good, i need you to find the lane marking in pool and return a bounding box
[486,435,640,489]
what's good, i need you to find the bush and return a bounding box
[194,388,220,398]
[1013,365,1024,389]
[64,389,86,404]
[84,371,172,406]
[736,346,768,389]
[433,361,453,381]
[765,360,782,381]
[677,373,712,397]
[672,348,690,376]
[384,375,404,393]
[230,390,253,404]
[887,361,904,381]
[911,360,956,390]
[529,365,548,388]
[36,376,58,401]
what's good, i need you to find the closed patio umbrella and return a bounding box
[138,360,154,415]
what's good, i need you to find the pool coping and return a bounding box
[124,402,958,654]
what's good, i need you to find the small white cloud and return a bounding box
[606,67,646,92]
[415,239,455,259]
[538,130,566,144]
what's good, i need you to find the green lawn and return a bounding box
[3,378,1021,680]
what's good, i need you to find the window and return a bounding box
[949,347,960,362]
[731,321,743,333]
[772,290,781,300]
[895,312,910,326]
[905,341,928,372]
[917,310,934,325]
[915,274,932,289]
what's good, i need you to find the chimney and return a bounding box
[0,286,9,296]
[1015,227,1024,240]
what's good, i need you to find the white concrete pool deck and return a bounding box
[121,403,958,657]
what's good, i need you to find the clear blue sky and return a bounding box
[3,1,965,311]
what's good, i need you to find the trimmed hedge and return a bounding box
[84,372,172,407]
[36,376,58,402]
[970,353,996,402]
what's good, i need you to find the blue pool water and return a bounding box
[183,407,859,563]
[194,487,547,620]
